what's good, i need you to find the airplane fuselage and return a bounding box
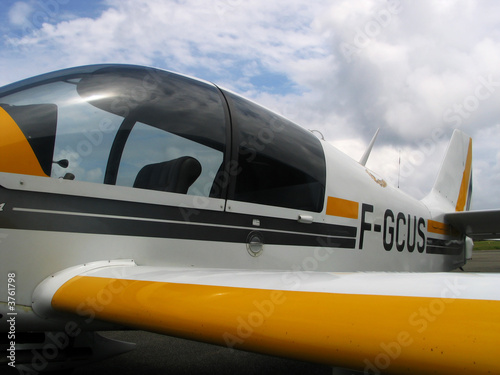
[0,65,466,334]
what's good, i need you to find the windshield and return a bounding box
[0,66,227,197]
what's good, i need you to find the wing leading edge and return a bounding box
[32,260,500,375]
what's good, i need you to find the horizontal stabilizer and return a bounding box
[445,209,500,240]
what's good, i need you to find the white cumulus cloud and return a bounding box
[1,0,499,209]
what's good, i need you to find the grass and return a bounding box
[474,240,500,250]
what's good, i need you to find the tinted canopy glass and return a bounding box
[225,91,326,212]
[0,65,227,197]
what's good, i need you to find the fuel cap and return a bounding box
[247,231,264,257]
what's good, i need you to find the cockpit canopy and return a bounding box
[0,65,326,212]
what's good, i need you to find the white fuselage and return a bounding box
[0,139,465,333]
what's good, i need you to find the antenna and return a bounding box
[398,149,401,189]
[359,128,380,166]
[309,129,325,140]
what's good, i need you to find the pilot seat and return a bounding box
[133,156,202,194]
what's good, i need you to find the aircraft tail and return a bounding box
[423,130,473,213]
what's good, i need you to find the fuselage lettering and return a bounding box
[396,212,406,252]
[356,204,427,252]
[383,209,395,251]
[381,209,426,252]
[359,203,374,249]
[417,217,426,253]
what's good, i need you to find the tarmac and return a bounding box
[68,250,500,375]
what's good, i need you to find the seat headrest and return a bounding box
[133,156,202,194]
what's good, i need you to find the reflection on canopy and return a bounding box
[77,67,226,152]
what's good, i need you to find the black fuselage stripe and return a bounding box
[5,207,356,248]
[426,237,463,255]
[0,187,357,249]
[0,187,355,237]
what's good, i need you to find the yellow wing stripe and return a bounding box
[52,276,500,374]
[0,107,47,176]
[455,138,472,212]
[326,196,359,219]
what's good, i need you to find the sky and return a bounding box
[0,0,499,210]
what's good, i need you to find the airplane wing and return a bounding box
[33,260,500,374]
[445,209,500,240]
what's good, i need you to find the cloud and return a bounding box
[2,1,330,85]
[8,2,34,27]
[1,0,500,209]
[472,124,500,210]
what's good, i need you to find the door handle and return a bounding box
[298,215,314,224]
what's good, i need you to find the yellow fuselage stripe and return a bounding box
[52,276,500,374]
[428,220,452,235]
[0,107,46,176]
[326,196,359,219]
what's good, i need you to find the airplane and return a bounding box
[0,64,499,374]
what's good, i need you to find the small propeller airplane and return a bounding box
[1,64,500,374]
